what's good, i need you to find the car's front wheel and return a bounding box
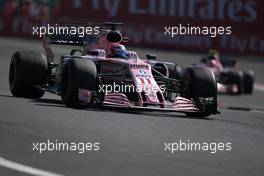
[61,58,97,107]
[183,67,217,117]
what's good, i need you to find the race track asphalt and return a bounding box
[0,38,263,176]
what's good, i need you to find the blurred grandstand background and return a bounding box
[0,0,263,56]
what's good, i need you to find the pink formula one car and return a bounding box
[9,23,218,117]
[200,51,255,95]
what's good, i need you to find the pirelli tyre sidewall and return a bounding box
[183,67,217,117]
[9,51,47,99]
[61,58,97,107]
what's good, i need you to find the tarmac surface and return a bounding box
[0,38,263,176]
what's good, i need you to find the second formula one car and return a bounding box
[9,22,218,117]
[200,50,255,95]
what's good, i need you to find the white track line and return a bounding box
[0,157,65,176]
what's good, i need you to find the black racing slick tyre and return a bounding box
[184,67,217,117]
[220,70,244,95]
[61,58,97,107]
[243,70,254,94]
[9,51,47,99]
[230,70,244,95]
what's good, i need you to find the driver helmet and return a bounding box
[208,49,220,60]
[110,44,128,58]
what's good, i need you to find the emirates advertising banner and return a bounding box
[0,0,263,55]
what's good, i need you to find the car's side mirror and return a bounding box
[122,37,129,42]
[146,54,157,60]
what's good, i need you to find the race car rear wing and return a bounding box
[44,22,125,45]
[42,22,127,63]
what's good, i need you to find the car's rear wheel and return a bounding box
[223,70,244,95]
[243,70,254,94]
[9,51,47,99]
[61,58,97,107]
[183,67,217,117]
